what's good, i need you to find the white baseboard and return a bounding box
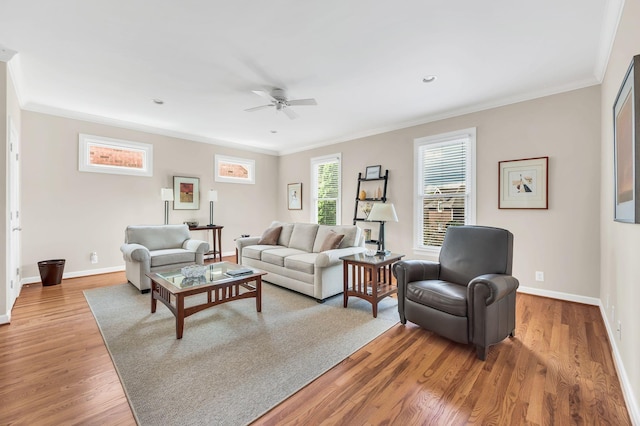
[598,303,640,425]
[21,265,126,285]
[0,313,10,325]
[517,286,600,305]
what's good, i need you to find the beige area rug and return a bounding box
[84,282,399,426]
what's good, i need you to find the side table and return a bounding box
[340,252,405,318]
[189,225,223,262]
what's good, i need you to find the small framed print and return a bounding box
[365,165,381,180]
[498,157,548,209]
[288,183,302,210]
[173,176,200,210]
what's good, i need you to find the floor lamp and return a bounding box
[367,203,398,255]
[208,190,218,226]
[161,188,173,225]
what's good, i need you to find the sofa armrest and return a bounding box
[183,239,210,254]
[315,246,366,267]
[120,243,150,262]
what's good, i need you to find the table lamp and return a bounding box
[160,188,174,225]
[208,190,218,226]
[367,202,398,255]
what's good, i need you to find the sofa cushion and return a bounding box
[261,248,308,267]
[149,249,196,267]
[243,245,286,261]
[269,221,295,247]
[289,223,319,252]
[284,253,319,275]
[319,231,345,252]
[313,225,360,252]
[125,224,189,251]
[258,226,282,245]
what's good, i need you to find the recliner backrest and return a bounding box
[439,225,513,286]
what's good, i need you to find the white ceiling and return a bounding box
[0,1,622,155]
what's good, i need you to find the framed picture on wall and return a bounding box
[498,157,548,209]
[288,183,302,210]
[365,165,382,180]
[613,54,640,223]
[173,176,200,210]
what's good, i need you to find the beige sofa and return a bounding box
[236,222,366,301]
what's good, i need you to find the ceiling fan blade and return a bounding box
[287,98,317,106]
[244,104,274,112]
[252,90,278,103]
[282,107,299,120]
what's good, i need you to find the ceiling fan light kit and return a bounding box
[245,88,317,119]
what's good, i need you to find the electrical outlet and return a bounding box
[611,305,615,322]
[90,252,98,264]
[535,271,544,282]
[617,321,622,340]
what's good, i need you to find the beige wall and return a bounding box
[600,0,640,417]
[20,111,278,279]
[280,86,601,298]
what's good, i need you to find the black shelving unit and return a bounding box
[353,169,389,248]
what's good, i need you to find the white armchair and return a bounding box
[120,224,209,293]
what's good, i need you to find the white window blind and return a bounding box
[414,129,475,251]
[311,154,341,225]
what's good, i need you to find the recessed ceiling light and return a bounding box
[270,130,278,134]
[152,99,164,105]
[422,76,437,83]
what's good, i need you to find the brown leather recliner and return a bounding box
[393,225,519,360]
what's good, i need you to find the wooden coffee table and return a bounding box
[147,262,266,339]
[340,252,405,318]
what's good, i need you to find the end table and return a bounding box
[340,252,405,318]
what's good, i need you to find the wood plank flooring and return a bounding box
[0,263,631,425]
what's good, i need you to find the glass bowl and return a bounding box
[181,265,206,278]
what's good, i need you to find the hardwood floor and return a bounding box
[0,262,631,425]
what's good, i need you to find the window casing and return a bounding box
[414,128,476,254]
[311,154,341,225]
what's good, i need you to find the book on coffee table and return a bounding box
[225,268,254,277]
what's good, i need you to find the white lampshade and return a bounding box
[367,203,398,222]
[208,190,218,202]
[160,188,174,201]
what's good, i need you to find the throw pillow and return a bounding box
[258,226,282,245]
[320,231,345,252]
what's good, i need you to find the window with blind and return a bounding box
[311,154,341,225]
[414,129,476,251]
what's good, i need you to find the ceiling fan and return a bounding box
[244,88,317,119]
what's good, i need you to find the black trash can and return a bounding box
[38,259,66,286]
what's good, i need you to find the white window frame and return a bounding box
[310,153,342,225]
[78,134,153,177]
[413,128,476,256]
[214,154,255,184]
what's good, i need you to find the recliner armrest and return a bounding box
[183,239,210,254]
[468,274,519,305]
[392,259,440,284]
[120,243,150,262]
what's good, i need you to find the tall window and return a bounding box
[414,128,476,252]
[311,154,341,225]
